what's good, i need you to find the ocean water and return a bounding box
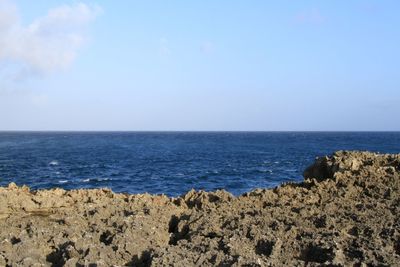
[0,132,399,196]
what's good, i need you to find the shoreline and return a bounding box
[0,151,399,266]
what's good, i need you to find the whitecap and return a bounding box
[81,178,110,183]
[49,160,59,166]
[59,180,68,184]
[257,168,269,173]
[258,168,274,173]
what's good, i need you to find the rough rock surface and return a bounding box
[0,151,399,266]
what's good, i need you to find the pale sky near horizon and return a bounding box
[0,0,399,131]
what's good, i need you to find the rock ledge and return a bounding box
[0,151,399,266]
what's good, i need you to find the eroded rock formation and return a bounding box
[0,151,399,266]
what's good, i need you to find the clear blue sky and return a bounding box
[0,0,399,131]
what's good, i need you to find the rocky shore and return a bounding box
[0,151,399,266]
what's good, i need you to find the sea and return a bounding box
[0,132,399,196]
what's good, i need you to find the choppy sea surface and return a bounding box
[0,132,399,196]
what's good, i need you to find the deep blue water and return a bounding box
[0,132,399,196]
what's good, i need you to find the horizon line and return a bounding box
[1,130,400,133]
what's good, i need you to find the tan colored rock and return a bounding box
[0,151,399,266]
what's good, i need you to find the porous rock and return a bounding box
[0,151,399,266]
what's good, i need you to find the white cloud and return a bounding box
[0,0,100,83]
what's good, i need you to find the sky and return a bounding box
[0,0,399,131]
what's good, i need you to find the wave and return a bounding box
[81,178,111,183]
[49,160,59,166]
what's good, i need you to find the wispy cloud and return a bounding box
[159,37,171,56]
[200,41,214,54]
[295,8,325,24]
[360,2,380,14]
[31,93,49,107]
[0,0,101,87]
